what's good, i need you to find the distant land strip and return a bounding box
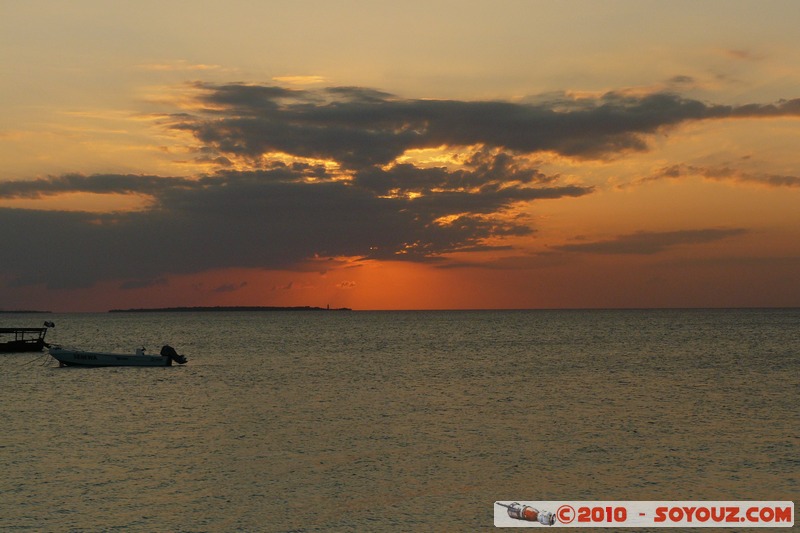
[0,310,52,314]
[108,306,352,313]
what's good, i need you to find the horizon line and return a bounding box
[4,305,799,314]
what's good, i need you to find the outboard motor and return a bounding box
[160,344,188,365]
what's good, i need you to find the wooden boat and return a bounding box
[49,345,187,367]
[0,326,49,353]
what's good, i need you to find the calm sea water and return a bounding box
[1,309,797,531]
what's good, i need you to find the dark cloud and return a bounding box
[0,173,193,199]
[353,150,556,196]
[168,83,800,167]
[441,228,751,269]
[634,164,800,188]
[668,75,695,85]
[3,83,795,292]
[0,166,590,289]
[553,229,748,255]
[213,281,248,293]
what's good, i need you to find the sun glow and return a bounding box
[390,144,484,170]
[259,152,343,173]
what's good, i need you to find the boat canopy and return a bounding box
[0,327,48,338]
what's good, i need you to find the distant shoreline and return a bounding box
[108,306,352,313]
[0,310,52,314]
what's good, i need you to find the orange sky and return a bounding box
[2,1,800,311]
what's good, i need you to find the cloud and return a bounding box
[633,164,800,188]
[668,75,695,85]
[0,165,589,288]
[167,83,800,168]
[438,251,571,270]
[0,173,193,199]
[272,75,327,85]
[2,82,795,292]
[213,281,248,293]
[442,228,750,268]
[137,61,223,71]
[553,228,748,255]
[271,281,315,291]
[725,49,762,61]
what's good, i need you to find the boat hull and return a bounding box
[0,339,45,353]
[49,347,178,367]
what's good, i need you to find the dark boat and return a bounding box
[0,326,49,353]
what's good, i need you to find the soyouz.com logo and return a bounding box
[494,501,794,527]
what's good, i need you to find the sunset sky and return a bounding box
[2,1,800,312]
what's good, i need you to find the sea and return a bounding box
[1,309,797,532]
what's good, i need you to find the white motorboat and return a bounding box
[49,345,187,367]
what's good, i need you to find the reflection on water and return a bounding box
[1,309,797,530]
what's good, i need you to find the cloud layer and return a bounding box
[3,83,795,290]
[553,229,748,255]
[170,83,800,166]
[0,166,588,288]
